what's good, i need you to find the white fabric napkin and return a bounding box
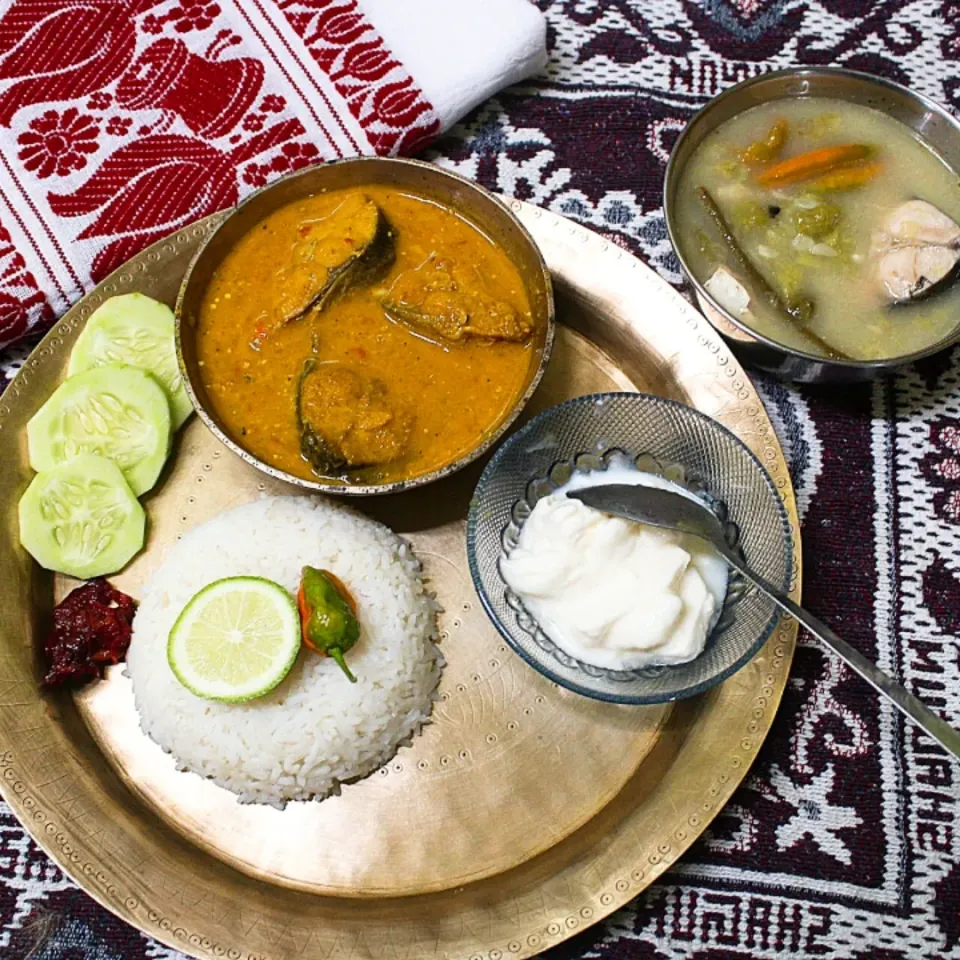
[361,0,549,129]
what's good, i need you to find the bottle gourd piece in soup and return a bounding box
[196,186,537,485]
[675,97,960,362]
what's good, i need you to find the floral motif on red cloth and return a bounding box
[261,93,286,113]
[105,116,132,137]
[242,139,322,187]
[48,118,308,280]
[0,0,163,127]
[0,220,51,350]
[278,0,440,155]
[144,0,222,35]
[86,92,113,111]
[17,108,100,178]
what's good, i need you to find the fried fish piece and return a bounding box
[279,193,395,324]
[296,359,412,476]
[379,253,533,344]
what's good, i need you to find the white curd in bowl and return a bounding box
[500,467,728,670]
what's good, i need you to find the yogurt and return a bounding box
[500,467,728,670]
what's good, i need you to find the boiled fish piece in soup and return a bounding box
[871,199,960,303]
[279,193,395,324]
[296,359,412,476]
[379,253,533,344]
[876,246,960,304]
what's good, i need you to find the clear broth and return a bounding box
[676,97,960,361]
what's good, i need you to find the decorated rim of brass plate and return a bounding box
[0,198,800,960]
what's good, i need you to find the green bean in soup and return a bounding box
[676,97,960,361]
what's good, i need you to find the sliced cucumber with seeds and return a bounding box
[28,363,172,496]
[19,454,145,578]
[69,293,192,429]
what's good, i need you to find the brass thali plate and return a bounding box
[0,199,800,959]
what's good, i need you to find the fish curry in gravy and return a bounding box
[197,186,538,484]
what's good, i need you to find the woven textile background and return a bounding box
[3,1,960,958]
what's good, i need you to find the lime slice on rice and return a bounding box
[168,577,301,702]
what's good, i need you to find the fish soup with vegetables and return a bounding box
[675,97,960,361]
[197,185,539,486]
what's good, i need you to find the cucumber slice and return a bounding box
[19,454,145,578]
[69,293,192,429]
[28,364,172,496]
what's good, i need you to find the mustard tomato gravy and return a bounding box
[197,186,537,484]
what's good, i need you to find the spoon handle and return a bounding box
[717,544,960,762]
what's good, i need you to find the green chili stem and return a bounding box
[330,647,357,683]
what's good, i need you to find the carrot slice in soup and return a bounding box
[756,144,872,186]
[809,160,883,192]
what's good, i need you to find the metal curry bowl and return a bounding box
[664,67,960,384]
[176,157,555,495]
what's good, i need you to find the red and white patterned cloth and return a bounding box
[0,0,547,351]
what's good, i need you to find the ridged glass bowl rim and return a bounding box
[497,446,755,684]
[466,392,795,705]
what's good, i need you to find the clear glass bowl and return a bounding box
[466,392,794,704]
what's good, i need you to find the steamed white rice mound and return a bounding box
[126,495,441,807]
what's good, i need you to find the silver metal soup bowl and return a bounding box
[664,67,960,384]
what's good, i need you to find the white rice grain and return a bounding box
[125,496,442,807]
